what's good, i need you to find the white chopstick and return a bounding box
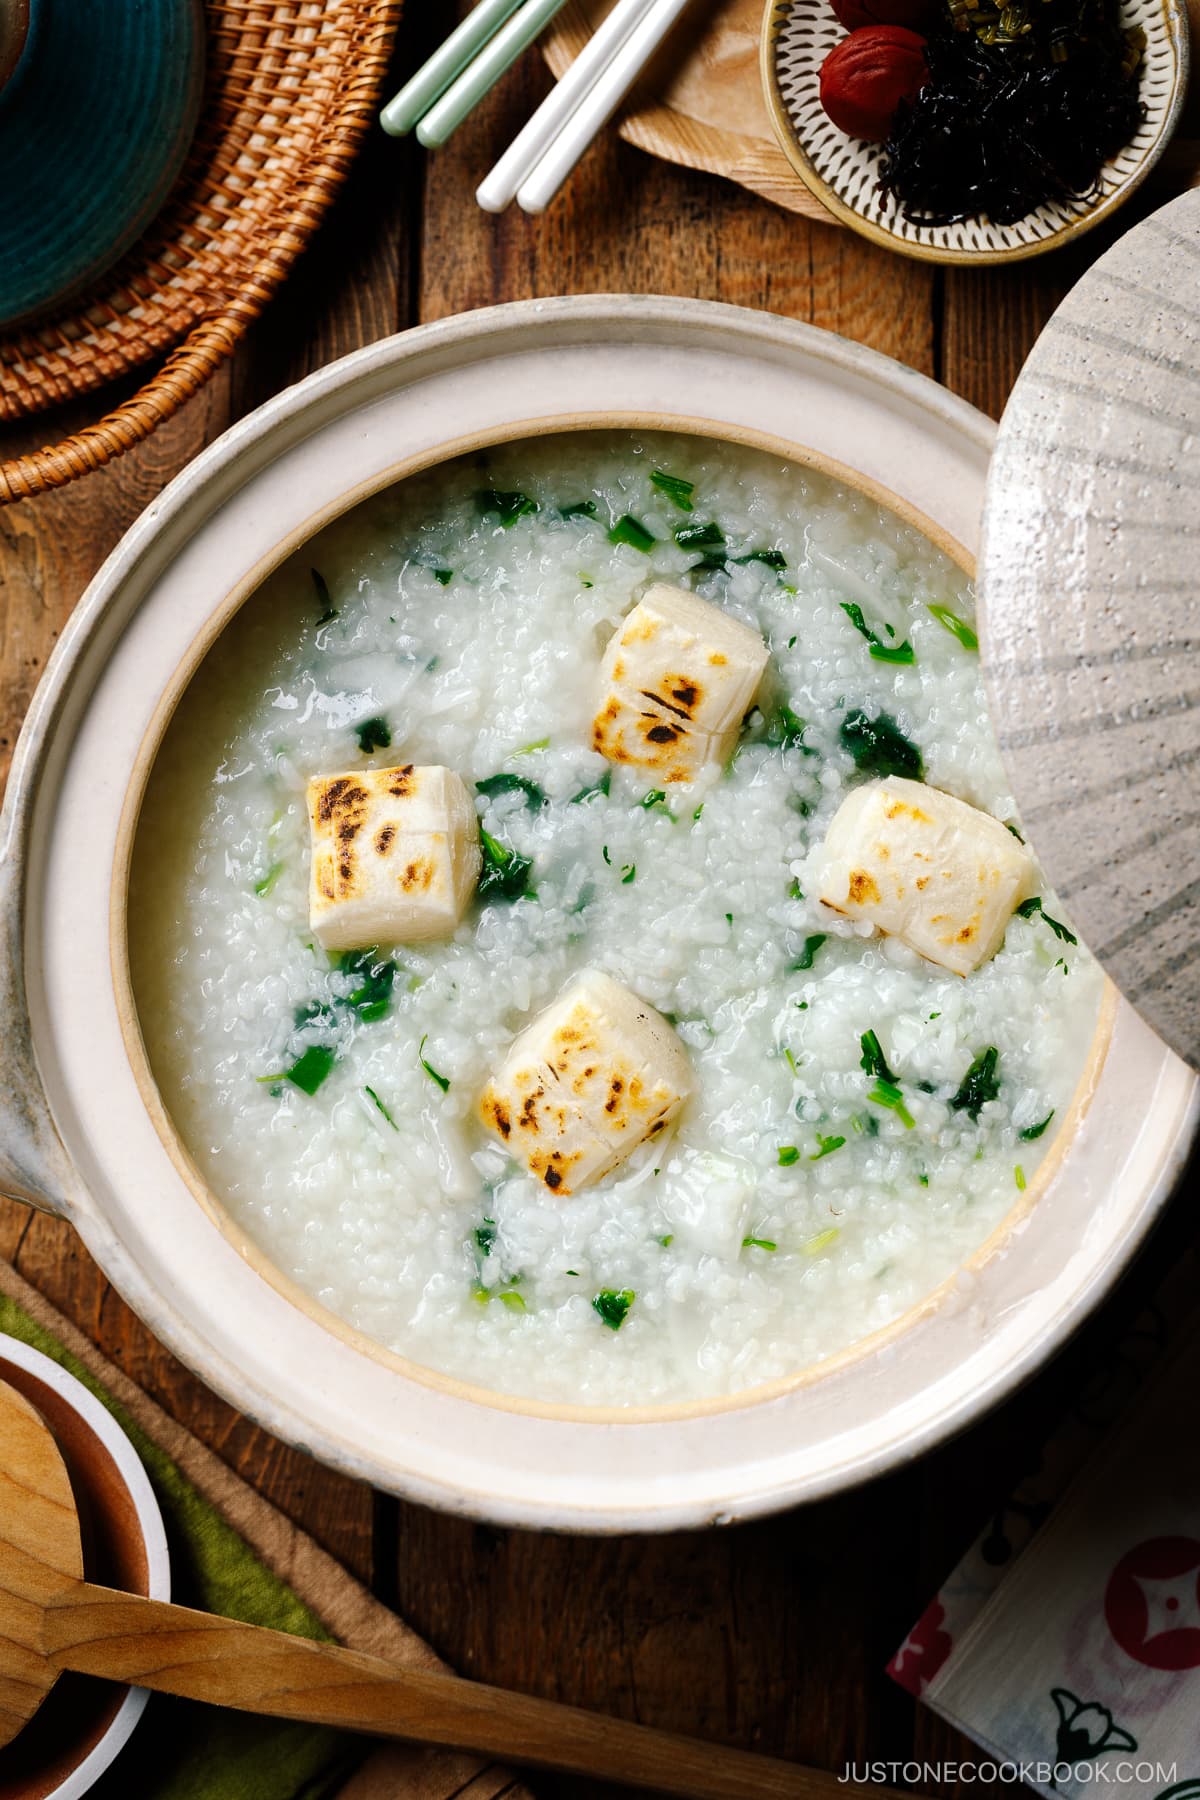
[514,0,694,213]
[476,0,659,212]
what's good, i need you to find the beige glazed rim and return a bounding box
[2,296,1196,1529]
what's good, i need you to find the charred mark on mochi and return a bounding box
[529,1146,580,1192]
[641,675,701,722]
[387,765,416,797]
[645,721,682,746]
[402,858,434,892]
[604,1074,625,1115]
[483,1094,512,1139]
[848,870,881,904]
[316,776,368,824]
[375,823,396,855]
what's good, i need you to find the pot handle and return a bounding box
[0,815,72,1216]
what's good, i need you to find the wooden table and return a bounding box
[1,12,1196,1796]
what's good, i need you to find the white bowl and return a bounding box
[0,1335,170,1798]
[0,297,1194,1530]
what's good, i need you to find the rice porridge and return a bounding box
[128,430,1104,1406]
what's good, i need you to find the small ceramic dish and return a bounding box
[0,1337,170,1800]
[760,0,1190,264]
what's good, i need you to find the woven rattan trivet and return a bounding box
[0,0,401,505]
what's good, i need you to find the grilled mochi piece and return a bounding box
[593,583,769,781]
[817,777,1036,976]
[479,970,693,1195]
[308,763,481,951]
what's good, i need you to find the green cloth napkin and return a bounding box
[0,1297,364,1800]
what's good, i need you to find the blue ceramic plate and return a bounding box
[0,0,205,329]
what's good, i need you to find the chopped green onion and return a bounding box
[621,863,636,884]
[1006,823,1025,842]
[859,1029,898,1083]
[478,827,534,903]
[570,769,611,804]
[792,934,827,972]
[917,1172,929,1187]
[561,499,597,519]
[419,1034,450,1093]
[1014,1165,1027,1191]
[355,716,391,754]
[433,567,453,586]
[789,878,804,900]
[476,773,546,811]
[254,861,283,898]
[650,470,695,511]
[1014,896,1078,945]
[802,1227,840,1255]
[1019,1110,1055,1141]
[285,1044,337,1096]
[311,566,337,625]
[592,1288,635,1330]
[734,549,788,572]
[693,803,705,823]
[513,737,550,756]
[337,948,396,1022]
[766,703,811,753]
[609,514,656,553]
[656,1234,674,1248]
[777,1145,800,1166]
[868,1078,915,1129]
[478,489,537,528]
[783,1047,799,1077]
[950,1046,1000,1120]
[365,1085,398,1129]
[639,788,669,811]
[743,1236,777,1252]
[674,519,724,552]
[473,1282,527,1312]
[840,708,924,781]
[810,1134,846,1161]
[473,1219,497,1257]
[840,601,915,665]
[926,603,979,652]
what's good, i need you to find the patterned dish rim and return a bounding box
[759,0,1191,265]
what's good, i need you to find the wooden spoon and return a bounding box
[0,1379,856,1800]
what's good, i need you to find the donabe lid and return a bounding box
[979,187,1200,1072]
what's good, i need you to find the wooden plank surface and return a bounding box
[0,7,1196,1797]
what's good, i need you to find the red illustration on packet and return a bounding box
[1104,1538,1200,1672]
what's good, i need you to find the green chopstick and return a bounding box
[379,0,527,138]
[415,0,571,148]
